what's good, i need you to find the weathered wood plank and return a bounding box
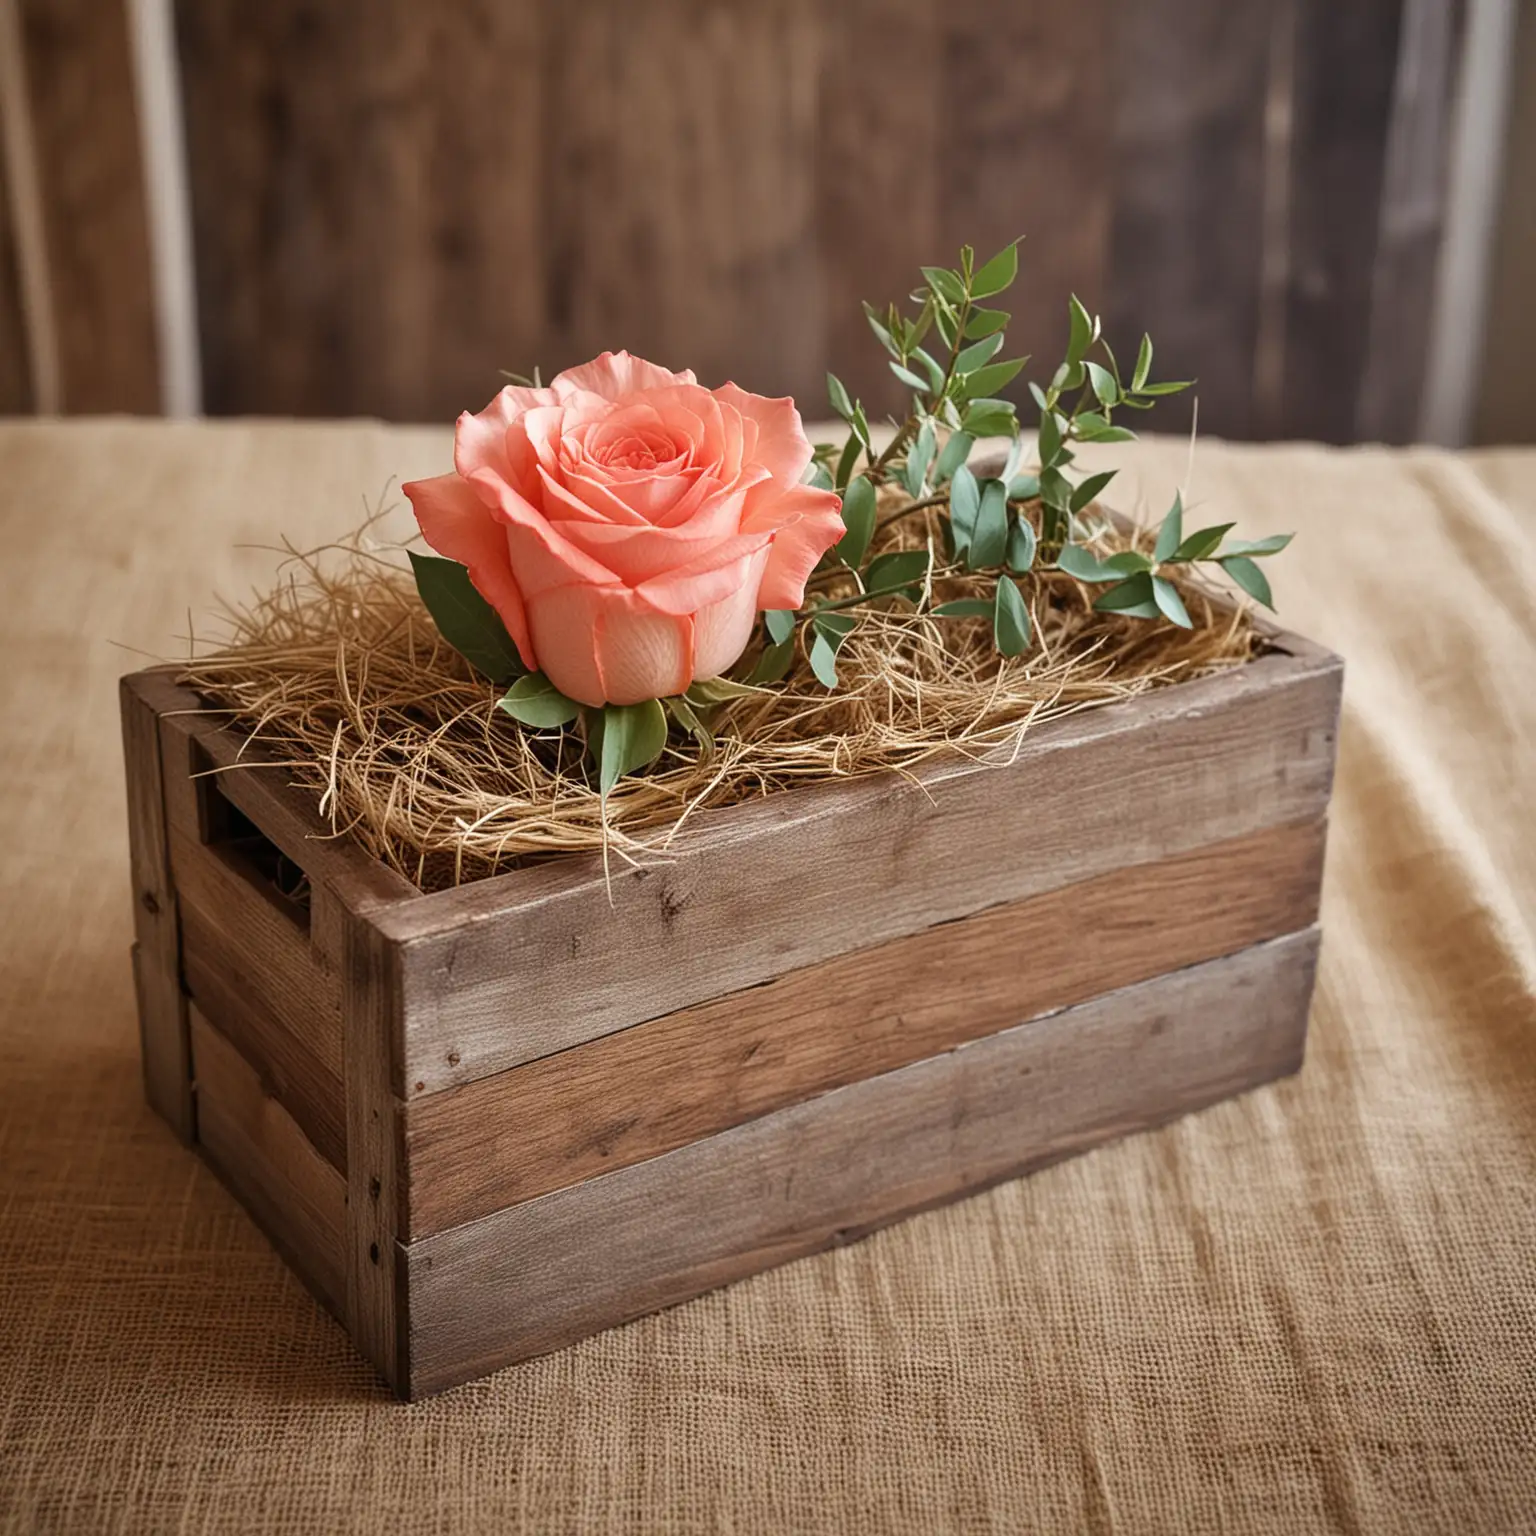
[190,1007,348,1319]
[382,641,1342,1094]
[120,672,192,1140]
[1106,0,1274,439]
[400,819,1326,1238]
[0,116,31,411]
[17,0,159,410]
[341,918,407,1392]
[401,929,1320,1398]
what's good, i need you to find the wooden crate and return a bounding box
[121,628,1342,1399]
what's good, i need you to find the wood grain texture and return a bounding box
[120,672,192,1140]
[400,928,1320,1398]
[382,641,1342,1094]
[0,129,30,411]
[1106,0,1274,439]
[17,0,158,410]
[341,918,406,1391]
[190,1007,348,1319]
[400,819,1326,1238]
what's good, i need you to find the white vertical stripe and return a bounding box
[0,0,61,412]
[127,0,201,416]
[1420,0,1518,446]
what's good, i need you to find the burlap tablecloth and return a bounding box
[0,420,1531,1534]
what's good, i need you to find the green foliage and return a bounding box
[497,671,579,728]
[597,699,669,796]
[409,552,525,685]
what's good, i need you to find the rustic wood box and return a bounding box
[121,627,1341,1399]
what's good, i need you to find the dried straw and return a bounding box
[181,492,1256,891]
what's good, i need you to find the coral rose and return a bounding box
[403,351,845,707]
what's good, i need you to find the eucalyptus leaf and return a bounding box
[932,598,995,618]
[809,630,840,689]
[1221,554,1275,609]
[964,306,1010,339]
[961,399,1016,437]
[969,479,1009,569]
[956,333,1004,373]
[1169,522,1235,563]
[903,418,936,498]
[1037,408,1062,466]
[804,459,834,492]
[686,676,764,704]
[949,464,980,554]
[1151,575,1193,628]
[1077,423,1138,444]
[1009,472,1041,500]
[496,671,579,728]
[1092,572,1162,619]
[863,301,897,354]
[1103,550,1154,575]
[1085,361,1118,408]
[1222,532,1294,558]
[993,576,1032,656]
[666,694,715,756]
[836,475,877,568]
[1133,379,1194,397]
[1007,516,1038,573]
[889,361,928,391]
[921,265,967,304]
[971,239,1020,299]
[764,608,796,645]
[933,430,974,486]
[963,357,1027,398]
[1066,295,1093,365]
[1133,333,1153,391]
[747,637,796,685]
[866,549,931,594]
[1068,469,1117,514]
[1056,542,1117,582]
[599,699,669,796]
[1153,492,1184,563]
[912,348,947,393]
[826,372,853,419]
[834,429,862,491]
[409,552,526,684]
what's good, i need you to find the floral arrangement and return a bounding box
[401,240,1290,797]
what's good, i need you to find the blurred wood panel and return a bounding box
[0,117,31,411]
[170,0,1466,440]
[17,0,158,411]
[1106,0,1276,440]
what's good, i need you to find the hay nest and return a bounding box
[181,492,1258,891]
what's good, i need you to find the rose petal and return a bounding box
[403,471,536,670]
[742,481,847,611]
[692,547,770,679]
[464,465,623,597]
[552,350,697,401]
[453,384,559,483]
[635,533,774,616]
[524,582,693,707]
[714,381,814,484]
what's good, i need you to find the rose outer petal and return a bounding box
[551,350,698,401]
[742,481,848,611]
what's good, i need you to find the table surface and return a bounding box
[1,420,1532,1535]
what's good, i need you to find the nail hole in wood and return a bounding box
[369,1176,381,1202]
[369,1242,379,1265]
[140,891,160,916]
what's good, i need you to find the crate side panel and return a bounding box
[400,818,1326,1238]
[189,1008,348,1319]
[401,928,1320,1398]
[393,649,1342,1092]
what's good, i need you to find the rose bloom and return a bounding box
[403,351,845,707]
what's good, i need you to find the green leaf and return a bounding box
[961,399,1016,437]
[963,357,1028,398]
[1006,516,1037,573]
[932,598,995,618]
[666,694,715,756]
[1073,411,1109,436]
[1056,542,1117,582]
[948,464,980,554]
[809,630,840,689]
[933,430,974,486]
[1028,381,1050,412]
[1069,469,1117,514]
[1221,555,1275,609]
[1077,424,1138,444]
[811,610,857,640]
[747,637,796,685]
[1133,379,1194,397]
[835,475,877,568]
[849,404,873,453]
[912,347,947,393]
[496,671,579,728]
[903,418,936,498]
[889,361,928,392]
[866,549,931,594]
[1103,550,1154,575]
[863,301,897,354]
[826,372,853,420]
[1039,466,1073,513]
[993,576,1032,656]
[971,239,1020,299]
[1151,575,1193,628]
[964,306,1009,339]
[1133,333,1153,392]
[1169,522,1235,563]
[933,298,960,350]
[599,699,669,796]
[1066,295,1093,365]
[409,551,526,684]
[1222,532,1294,558]
[1153,492,1184,563]
[1092,572,1162,619]
[921,265,967,304]
[833,428,862,491]
[764,607,796,645]
[1037,408,1062,466]
[955,333,1004,374]
[1086,361,1119,408]
[1009,472,1041,500]
[686,676,764,704]
[969,479,1009,568]
[804,460,834,492]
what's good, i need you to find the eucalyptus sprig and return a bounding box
[782,238,1292,680]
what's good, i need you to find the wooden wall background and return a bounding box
[0,0,1521,442]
